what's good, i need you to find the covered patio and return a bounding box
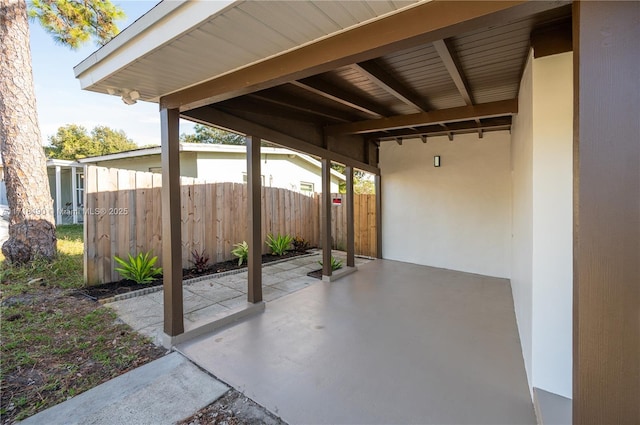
[74,1,639,423]
[178,259,535,425]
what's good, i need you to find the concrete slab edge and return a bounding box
[162,301,266,348]
[322,266,358,282]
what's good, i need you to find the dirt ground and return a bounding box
[179,390,287,425]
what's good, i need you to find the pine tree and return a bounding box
[0,0,124,263]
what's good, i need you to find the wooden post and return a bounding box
[160,108,183,336]
[573,1,640,423]
[375,173,382,259]
[246,135,262,302]
[321,158,332,276]
[345,166,355,267]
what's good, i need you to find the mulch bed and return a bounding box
[307,269,323,280]
[74,250,312,301]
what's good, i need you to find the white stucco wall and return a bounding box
[531,52,573,399]
[379,132,512,278]
[511,51,573,399]
[510,52,535,392]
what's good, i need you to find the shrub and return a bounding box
[319,256,343,271]
[266,233,293,256]
[190,249,209,273]
[114,251,162,284]
[231,241,249,266]
[292,236,310,253]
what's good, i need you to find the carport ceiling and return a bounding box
[76,1,572,144]
[194,4,571,143]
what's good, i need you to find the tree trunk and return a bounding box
[0,0,56,263]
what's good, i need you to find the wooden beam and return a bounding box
[352,61,430,112]
[573,1,640,423]
[291,77,391,118]
[183,106,380,175]
[326,99,518,135]
[246,135,263,303]
[248,91,354,123]
[375,174,382,259]
[321,158,332,277]
[370,117,512,140]
[160,108,183,336]
[345,166,355,268]
[532,18,572,59]
[433,39,474,105]
[161,1,566,111]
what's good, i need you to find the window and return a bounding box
[76,172,84,207]
[300,182,314,193]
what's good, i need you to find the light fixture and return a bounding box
[121,90,140,105]
[434,155,441,167]
[107,88,140,105]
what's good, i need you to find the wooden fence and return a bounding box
[84,166,376,285]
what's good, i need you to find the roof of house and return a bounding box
[75,144,346,181]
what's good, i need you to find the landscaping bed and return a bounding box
[73,250,313,301]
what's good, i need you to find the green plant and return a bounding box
[190,249,210,273]
[292,236,310,253]
[114,251,162,284]
[231,241,249,266]
[266,233,293,256]
[319,256,343,271]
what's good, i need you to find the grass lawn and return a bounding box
[0,225,166,423]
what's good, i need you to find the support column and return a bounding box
[246,135,262,303]
[573,2,639,423]
[160,108,183,336]
[375,173,382,259]
[321,158,332,276]
[55,165,62,225]
[345,166,355,267]
[71,166,78,224]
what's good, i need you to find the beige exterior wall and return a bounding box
[91,152,198,177]
[379,131,513,279]
[511,51,573,399]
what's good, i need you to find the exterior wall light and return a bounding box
[434,155,441,167]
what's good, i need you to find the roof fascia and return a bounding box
[74,0,236,90]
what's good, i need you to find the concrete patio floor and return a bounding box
[106,251,371,345]
[177,259,536,425]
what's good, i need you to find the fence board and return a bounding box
[84,165,375,284]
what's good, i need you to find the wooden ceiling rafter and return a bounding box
[326,99,518,136]
[290,77,392,118]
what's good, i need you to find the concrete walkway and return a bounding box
[20,352,228,425]
[107,251,371,345]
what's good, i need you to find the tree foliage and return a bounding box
[29,0,125,48]
[180,124,245,145]
[46,124,137,160]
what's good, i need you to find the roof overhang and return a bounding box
[75,0,573,172]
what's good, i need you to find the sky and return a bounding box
[30,0,195,147]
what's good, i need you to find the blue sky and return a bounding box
[30,0,195,147]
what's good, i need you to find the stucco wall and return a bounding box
[379,131,512,278]
[511,51,573,399]
[510,52,535,392]
[531,52,573,399]
[195,152,341,192]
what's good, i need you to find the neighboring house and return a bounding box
[77,143,344,194]
[40,144,344,225]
